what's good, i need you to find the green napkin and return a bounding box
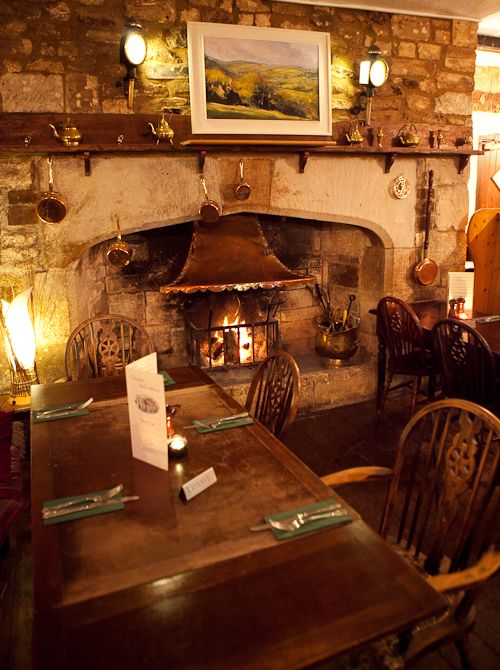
[32,402,90,423]
[264,498,353,541]
[42,488,124,525]
[160,370,176,386]
[194,416,254,434]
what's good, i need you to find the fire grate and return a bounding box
[187,317,279,369]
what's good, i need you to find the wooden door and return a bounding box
[476,136,500,209]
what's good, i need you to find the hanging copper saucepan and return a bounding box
[199,176,221,223]
[107,215,132,267]
[235,160,251,201]
[36,157,67,224]
[414,170,438,286]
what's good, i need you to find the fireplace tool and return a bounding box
[36,157,67,224]
[107,215,132,267]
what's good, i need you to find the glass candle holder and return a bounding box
[168,433,188,458]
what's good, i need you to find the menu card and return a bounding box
[125,352,168,471]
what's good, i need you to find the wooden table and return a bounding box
[31,366,445,670]
[371,300,500,406]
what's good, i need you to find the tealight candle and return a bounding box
[168,433,188,458]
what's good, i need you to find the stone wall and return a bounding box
[0,1,477,392]
[0,1,477,122]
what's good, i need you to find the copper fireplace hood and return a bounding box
[160,214,315,294]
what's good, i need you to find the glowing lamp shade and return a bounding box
[124,32,147,66]
[359,60,371,86]
[369,59,388,87]
[1,287,36,371]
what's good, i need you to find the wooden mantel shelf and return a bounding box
[0,113,482,176]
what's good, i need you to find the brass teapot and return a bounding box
[49,119,82,147]
[148,108,174,145]
[345,121,364,145]
[398,124,419,147]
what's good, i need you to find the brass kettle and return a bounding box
[345,121,364,145]
[148,108,174,145]
[398,124,419,147]
[49,118,82,147]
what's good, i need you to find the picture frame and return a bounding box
[187,22,332,136]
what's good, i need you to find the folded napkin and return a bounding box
[32,402,90,423]
[160,370,176,387]
[476,315,500,324]
[42,488,124,525]
[264,498,353,541]
[194,415,254,434]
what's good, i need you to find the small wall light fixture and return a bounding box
[351,44,388,126]
[120,19,147,109]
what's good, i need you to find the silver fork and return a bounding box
[47,484,124,512]
[36,397,94,417]
[264,508,349,532]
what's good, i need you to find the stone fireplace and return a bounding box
[11,149,461,410]
[1,149,469,407]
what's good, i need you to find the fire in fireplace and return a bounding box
[185,292,280,369]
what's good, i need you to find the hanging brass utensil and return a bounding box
[148,108,174,145]
[49,118,82,147]
[35,157,67,224]
[198,176,221,223]
[235,160,251,201]
[107,216,132,267]
[398,124,419,147]
[414,170,437,286]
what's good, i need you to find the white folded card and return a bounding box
[125,352,168,471]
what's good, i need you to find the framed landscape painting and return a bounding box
[187,22,332,136]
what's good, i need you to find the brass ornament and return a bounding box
[398,124,419,147]
[49,118,82,147]
[148,108,174,145]
[107,215,132,267]
[345,121,364,145]
[391,174,410,199]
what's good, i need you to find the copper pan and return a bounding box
[235,160,251,201]
[36,157,67,224]
[107,216,132,267]
[199,176,221,223]
[414,170,437,286]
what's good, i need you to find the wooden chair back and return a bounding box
[379,399,500,577]
[432,318,496,407]
[65,314,154,381]
[377,296,427,370]
[245,350,300,438]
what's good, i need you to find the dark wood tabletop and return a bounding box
[409,300,500,355]
[31,366,445,670]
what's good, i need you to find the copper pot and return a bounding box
[414,170,437,286]
[36,157,67,224]
[107,216,132,267]
[199,176,221,223]
[235,160,251,201]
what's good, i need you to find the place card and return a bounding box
[179,467,217,501]
[125,352,168,471]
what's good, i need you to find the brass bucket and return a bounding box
[315,315,360,360]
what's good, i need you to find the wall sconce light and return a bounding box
[120,19,147,109]
[1,287,39,397]
[351,44,388,126]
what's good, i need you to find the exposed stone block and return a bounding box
[452,20,477,48]
[238,13,255,26]
[407,93,431,112]
[271,2,311,16]
[66,73,99,112]
[418,43,441,60]
[27,59,65,75]
[48,2,71,22]
[255,13,271,27]
[444,47,476,73]
[391,15,430,41]
[0,21,26,37]
[399,42,416,58]
[0,73,64,112]
[435,92,472,116]
[434,29,451,45]
[390,59,433,77]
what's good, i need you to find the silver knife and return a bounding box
[249,502,342,532]
[42,496,139,519]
